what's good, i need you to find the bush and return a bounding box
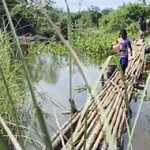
[100,4,150,33]
[0,31,24,122]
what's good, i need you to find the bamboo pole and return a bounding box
[52,41,146,150]
[66,87,118,149]
[84,91,121,150]
[90,91,124,150]
[76,97,116,150]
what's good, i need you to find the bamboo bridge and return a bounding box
[52,39,147,150]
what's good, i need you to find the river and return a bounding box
[23,49,150,150]
[22,53,102,149]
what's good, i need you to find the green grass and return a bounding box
[0,31,23,123]
[1,0,53,149]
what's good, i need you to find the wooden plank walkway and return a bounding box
[52,40,146,150]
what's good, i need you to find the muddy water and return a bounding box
[123,99,150,150]
[130,100,150,150]
[24,51,150,150]
[126,58,150,150]
[23,54,102,138]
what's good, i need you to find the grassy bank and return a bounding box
[0,31,24,122]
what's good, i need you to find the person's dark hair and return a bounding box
[120,29,127,40]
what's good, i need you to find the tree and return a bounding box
[60,18,68,40]
[101,8,113,15]
[89,6,102,27]
[0,0,18,17]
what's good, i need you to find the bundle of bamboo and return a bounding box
[52,40,145,150]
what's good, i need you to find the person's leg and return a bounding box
[120,57,127,74]
[120,57,132,117]
[124,57,128,71]
[120,58,123,72]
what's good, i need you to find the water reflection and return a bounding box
[24,51,150,150]
[28,54,66,84]
[25,53,101,139]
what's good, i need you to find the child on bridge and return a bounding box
[119,29,132,74]
[113,29,132,74]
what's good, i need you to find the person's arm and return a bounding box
[128,41,132,56]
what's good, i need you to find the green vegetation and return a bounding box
[11,3,149,61]
[0,0,150,149]
[0,31,24,121]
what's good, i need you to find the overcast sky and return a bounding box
[53,0,139,12]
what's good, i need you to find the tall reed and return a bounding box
[0,115,22,150]
[2,0,53,149]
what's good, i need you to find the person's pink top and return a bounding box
[119,38,131,58]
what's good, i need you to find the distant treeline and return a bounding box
[0,1,149,39]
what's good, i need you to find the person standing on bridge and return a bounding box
[119,29,132,74]
[139,14,147,39]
